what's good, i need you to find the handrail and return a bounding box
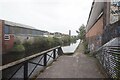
[95,45,120,79]
[0,46,61,71]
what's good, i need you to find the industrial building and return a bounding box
[0,20,48,54]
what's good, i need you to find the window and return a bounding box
[4,34,10,40]
[21,28,26,34]
[37,31,39,35]
[29,29,32,34]
[17,27,21,34]
[32,30,37,35]
[9,26,14,34]
[15,27,21,34]
[27,29,30,34]
[32,30,35,35]
[21,28,24,34]
[4,25,10,34]
[14,27,17,34]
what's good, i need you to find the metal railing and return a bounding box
[95,46,120,79]
[0,46,63,80]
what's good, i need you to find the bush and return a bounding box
[32,36,51,51]
[14,38,21,45]
[52,37,62,46]
[21,36,77,53]
[83,41,89,54]
[61,36,70,45]
[23,40,33,52]
[47,37,54,48]
[11,44,25,52]
[70,36,77,43]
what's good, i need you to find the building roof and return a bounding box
[86,1,104,32]
[4,20,36,29]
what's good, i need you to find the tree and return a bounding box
[76,24,86,41]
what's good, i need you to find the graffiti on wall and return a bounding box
[110,0,120,24]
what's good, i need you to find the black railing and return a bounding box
[96,46,120,79]
[0,46,63,80]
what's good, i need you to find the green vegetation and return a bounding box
[76,24,89,54]
[11,36,77,53]
[83,41,89,54]
[11,39,25,52]
[61,36,70,45]
[11,44,25,52]
[70,36,77,43]
[76,24,86,41]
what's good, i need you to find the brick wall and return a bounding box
[0,20,3,54]
[86,16,103,51]
[4,35,14,51]
[86,16,103,38]
[0,20,3,67]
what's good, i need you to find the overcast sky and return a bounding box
[0,0,93,35]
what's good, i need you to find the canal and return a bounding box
[62,40,80,54]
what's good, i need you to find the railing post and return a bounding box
[44,53,47,66]
[58,47,63,55]
[53,49,56,60]
[24,61,28,80]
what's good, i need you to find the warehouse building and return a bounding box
[0,20,48,54]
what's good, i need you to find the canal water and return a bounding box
[62,40,80,54]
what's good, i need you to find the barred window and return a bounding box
[4,34,10,40]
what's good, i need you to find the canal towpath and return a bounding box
[37,42,107,78]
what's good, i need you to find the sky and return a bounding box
[0,0,93,35]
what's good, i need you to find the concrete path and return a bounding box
[37,43,106,78]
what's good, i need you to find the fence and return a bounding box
[0,46,63,80]
[96,46,120,79]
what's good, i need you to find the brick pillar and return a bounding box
[0,20,3,79]
[0,20,3,54]
[0,20,4,54]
